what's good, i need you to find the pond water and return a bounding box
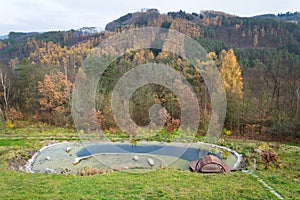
[77,144,208,161]
[26,141,242,174]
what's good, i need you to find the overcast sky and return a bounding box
[0,0,299,35]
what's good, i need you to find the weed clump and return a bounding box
[78,167,107,176]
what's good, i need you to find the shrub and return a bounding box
[79,167,105,176]
[222,128,232,136]
[261,149,279,169]
[266,122,300,138]
[6,119,15,129]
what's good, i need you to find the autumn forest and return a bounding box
[0,9,299,140]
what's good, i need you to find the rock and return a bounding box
[253,149,262,154]
[73,156,91,165]
[73,157,81,165]
[46,156,51,161]
[66,146,72,153]
[147,158,155,166]
[132,155,139,161]
[123,166,129,170]
[44,168,56,174]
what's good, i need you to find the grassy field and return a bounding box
[0,121,299,199]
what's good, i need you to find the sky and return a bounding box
[0,0,299,35]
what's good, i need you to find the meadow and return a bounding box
[0,121,299,199]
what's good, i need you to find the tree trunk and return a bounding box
[0,70,10,120]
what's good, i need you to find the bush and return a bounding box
[6,119,15,129]
[222,127,232,136]
[266,122,300,138]
[261,149,279,169]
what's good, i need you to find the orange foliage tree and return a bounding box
[38,71,72,114]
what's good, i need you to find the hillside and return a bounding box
[0,9,299,139]
[105,9,300,51]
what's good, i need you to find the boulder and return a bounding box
[44,168,56,174]
[123,166,129,170]
[66,146,72,153]
[253,149,262,154]
[147,158,155,166]
[132,155,139,161]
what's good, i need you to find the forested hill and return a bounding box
[0,9,299,138]
[254,11,300,24]
[1,9,299,65]
[105,10,300,51]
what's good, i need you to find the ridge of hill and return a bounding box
[1,9,299,65]
[105,9,299,52]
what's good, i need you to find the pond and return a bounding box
[26,141,242,174]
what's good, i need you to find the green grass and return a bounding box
[0,170,276,200]
[215,139,300,199]
[0,139,29,146]
[0,121,299,199]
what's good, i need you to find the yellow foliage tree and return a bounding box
[219,49,244,131]
[219,49,243,99]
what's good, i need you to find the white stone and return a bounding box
[253,149,262,154]
[132,155,139,161]
[123,166,129,170]
[73,157,81,165]
[66,146,72,152]
[73,156,91,165]
[147,158,155,166]
[46,156,51,161]
[44,168,56,174]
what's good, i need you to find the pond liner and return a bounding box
[76,144,210,162]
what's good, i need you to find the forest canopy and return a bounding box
[0,9,299,139]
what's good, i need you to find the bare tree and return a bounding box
[0,69,11,120]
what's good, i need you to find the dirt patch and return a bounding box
[9,151,35,172]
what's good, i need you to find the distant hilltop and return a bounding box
[0,26,103,41]
[105,9,300,31]
[253,11,300,24]
[0,35,8,40]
